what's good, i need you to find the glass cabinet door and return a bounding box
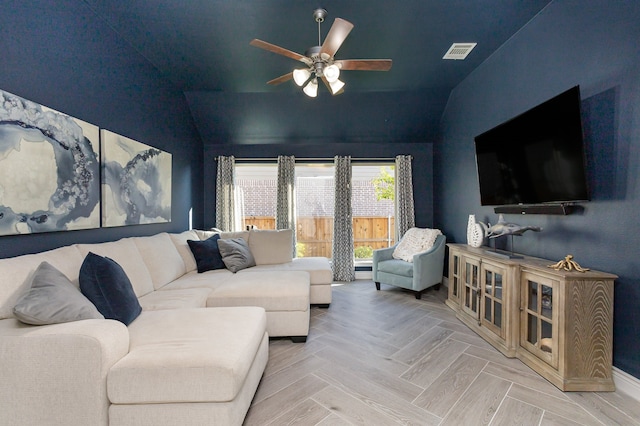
[461,256,481,320]
[520,272,558,368]
[480,263,505,338]
[448,252,461,304]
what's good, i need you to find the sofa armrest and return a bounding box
[412,235,447,290]
[0,318,129,426]
[372,244,398,281]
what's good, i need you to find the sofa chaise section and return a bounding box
[108,307,268,426]
[207,270,310,342]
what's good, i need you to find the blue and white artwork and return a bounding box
[101,130,171,227]
[0,89,100,236]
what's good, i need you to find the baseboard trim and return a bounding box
[613,367,640,401]
[355,270,372,280]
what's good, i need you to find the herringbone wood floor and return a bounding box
[244,281,640,425]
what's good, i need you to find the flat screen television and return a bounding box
[474,86,589,207]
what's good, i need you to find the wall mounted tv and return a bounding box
[474,86,589,214]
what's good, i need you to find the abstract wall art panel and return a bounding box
[101,130,172,227]
[0,89,100,236]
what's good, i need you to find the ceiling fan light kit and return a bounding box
[303,78,319,97]
[323,64,340,82]
[250,8,392,97]
[293,68,311,86]
[328,78,345,95]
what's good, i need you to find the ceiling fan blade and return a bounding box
[250,39,311,64]
[335,59,393,71]
[267,72,294,86]
[320,18,354,58]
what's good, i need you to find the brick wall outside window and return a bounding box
[237,178,394,218]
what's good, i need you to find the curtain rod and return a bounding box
[218,157,399,162]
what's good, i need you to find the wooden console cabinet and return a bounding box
[446,244,616,392]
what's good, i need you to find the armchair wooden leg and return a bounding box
[375,282,381,291]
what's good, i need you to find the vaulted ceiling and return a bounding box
[83,0,552,144]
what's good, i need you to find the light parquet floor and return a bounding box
[244,281,640,426]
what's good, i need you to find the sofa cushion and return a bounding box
[393,228,443,262]
[108,307,267,404]
[248,229,293,265]
[169,230,200,273]
[160,269,234,292]
[13,261,104,325]
[219,230,250,241]
[133,233,187,290]
[207,271,310,312]
[245,257,332,285]
[76,239,155,297]
[187,235,226,273]
[217,238,256,273]
[80,253,142,326]
[137,288,212,311]
[194,229,219,240]
[0,245,84,320]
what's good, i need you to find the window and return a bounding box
[234,161,396,259]
[352,164,395,261]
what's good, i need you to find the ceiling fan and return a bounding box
[250,8,392,97]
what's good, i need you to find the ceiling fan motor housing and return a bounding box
[303,46,326,77]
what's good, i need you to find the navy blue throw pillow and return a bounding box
[79,252,142,326]
[187,234,226,273]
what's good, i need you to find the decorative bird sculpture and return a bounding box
[480,214,542,239]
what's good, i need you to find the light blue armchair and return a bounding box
[372,234,446,299]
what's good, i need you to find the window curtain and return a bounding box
[215,155,236,232]
[332,156,355,282]
[395,154,415,240]
[276,155,296,256]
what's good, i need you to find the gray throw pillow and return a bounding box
[13,261,104,325]
[217,238,256,272]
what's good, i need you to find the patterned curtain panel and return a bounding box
[276,155,296,256]
[332,156,355,282]
[395,154,416,240]
[215,156,236,231]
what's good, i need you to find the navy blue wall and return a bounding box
[1,1,203,258]
[202,142,434,231]
[186,90,445,145]
[436,1,640,378]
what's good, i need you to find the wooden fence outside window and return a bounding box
[244,216,396,258]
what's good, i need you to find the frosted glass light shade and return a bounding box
[293,69,311,86]
[324,64,340,83]
[303,78,318,97]
[328,78,345,95]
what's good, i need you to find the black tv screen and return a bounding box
[474,86,589,206]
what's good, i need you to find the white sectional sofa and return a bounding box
[0,228,332,426]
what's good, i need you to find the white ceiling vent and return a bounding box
[443,43,477,60]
